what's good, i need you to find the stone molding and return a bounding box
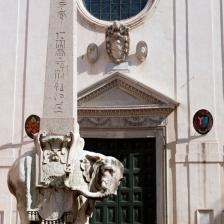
[78,107,173,117]
[78,73,177,106]
[174,142,224,163]
[78,116,166,128]
[78,73,178,128]
[77,0,160,30]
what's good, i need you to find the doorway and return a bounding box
[84,138,157,224]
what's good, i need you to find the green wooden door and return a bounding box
[84,138,157,224]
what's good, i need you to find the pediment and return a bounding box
[79,85,160,107]
[78,73,178,111]
[78,73,178,128]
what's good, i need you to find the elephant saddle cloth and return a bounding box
[29,188,75,222]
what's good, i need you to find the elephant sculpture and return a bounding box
[8,132,124,224]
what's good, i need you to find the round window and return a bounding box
[83,0,152,21]
[77,0,159,29]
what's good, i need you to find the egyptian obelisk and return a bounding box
[41,0,77,135]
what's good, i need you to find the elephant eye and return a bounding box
[104,167,114,175]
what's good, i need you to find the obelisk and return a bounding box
[41,0,77,135]
[35,0,78,188]
[32,0,78,220]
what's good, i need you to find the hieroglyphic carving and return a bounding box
[43,0,74,120]
[57,0,67,22]
[54,6,66,113]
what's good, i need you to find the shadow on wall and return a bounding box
[166,110,224,224]
[77,41,109,75]
[77,43,142,76]
[168,140,224,224]
[0,140,33,151]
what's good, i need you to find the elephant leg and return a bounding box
[15,183,30,224]
[74,199,95,224]
[17,199,29,224]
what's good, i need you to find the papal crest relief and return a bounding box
[106,21,129,64]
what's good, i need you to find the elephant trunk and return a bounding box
[73,188,112,199]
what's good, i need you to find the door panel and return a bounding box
[84,138,157,224]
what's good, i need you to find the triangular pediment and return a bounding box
[78,73,178,128]
[78,73,178,111]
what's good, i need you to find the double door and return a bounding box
[84,138,157,224]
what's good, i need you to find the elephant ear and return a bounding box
[80,154,101,183]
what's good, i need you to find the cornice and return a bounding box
[78,107,173,117]
[78,73,178,107]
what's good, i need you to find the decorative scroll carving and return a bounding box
[106,22,129,64]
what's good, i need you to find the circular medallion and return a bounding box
[193,109,213,134]
[25,115,40,139]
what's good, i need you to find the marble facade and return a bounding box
[0,0,224,223]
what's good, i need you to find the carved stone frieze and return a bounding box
[78,116,164,128]
[106,22,129,64]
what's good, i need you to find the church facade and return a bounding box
[0,0,224,223]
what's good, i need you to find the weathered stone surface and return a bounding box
[136,41,148,62]
[8,132,124,223]
[105,21,129,64]
[86,43,99,64]
[41,0,76,134]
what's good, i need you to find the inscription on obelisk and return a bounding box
[35,0,77,188]
[41,0,76,135]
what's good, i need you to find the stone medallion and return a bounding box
[87,43,99,64]
[136,41,148,62]
[106,21,129,64]
[25,114,40,139]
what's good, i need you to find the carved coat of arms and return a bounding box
[106,21,129,64]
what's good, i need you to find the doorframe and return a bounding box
[80,126,167,224]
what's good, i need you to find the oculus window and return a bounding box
[83,0,153,21]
